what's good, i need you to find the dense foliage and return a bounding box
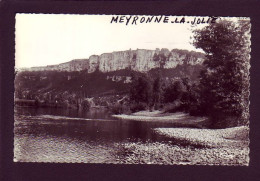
[193,19,251,127]
[128,70,199,113]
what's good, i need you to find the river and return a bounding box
[14,107,183,163]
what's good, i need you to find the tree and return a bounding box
[81,99,91,111]
[179,77,192,111]
[193,19,250,126]
[130,73,153,106]
[163,80,186,103]
[153,52,168,68]
[152,71,163,109]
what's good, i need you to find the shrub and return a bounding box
[81,100,91,111]
[209,115,240,129]
[110,102,131,115]
[163,101,182,113]
[130,102,148,113]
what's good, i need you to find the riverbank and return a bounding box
[115,126,249,165]
[154,126,249,148]
[115,141,249,165]
[112,111,209,127]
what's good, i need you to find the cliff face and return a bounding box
[28,48,204,73]
[30,59,89,72]
[95,49,157,73]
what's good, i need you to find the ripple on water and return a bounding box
[14,134,119,163]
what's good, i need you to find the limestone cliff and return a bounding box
[28,48,204,73]
[30,59,89,72]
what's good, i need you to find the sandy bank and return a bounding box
[154,126,249,148]
[112,111,207,126]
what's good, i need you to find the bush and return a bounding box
[163,80,185,103]
[110,102,131,115]
[163,101,182,113]
[81,100,91,111]
[130,102,148,113]
[189,105,205,116]
[209,115,240,129]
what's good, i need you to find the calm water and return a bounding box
[14,107,182,163]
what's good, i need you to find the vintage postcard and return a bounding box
[14,14,250,165]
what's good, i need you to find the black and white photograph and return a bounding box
[14,14,251,166]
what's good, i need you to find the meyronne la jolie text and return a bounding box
[110,15,218,25]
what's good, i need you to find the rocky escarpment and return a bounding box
[29,59,89,72]
[28,48,204,73]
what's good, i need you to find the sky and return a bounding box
[15,14,209,68]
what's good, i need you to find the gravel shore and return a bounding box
[115,141,249,166]
[115,126,249,166]
[154,126,249,148]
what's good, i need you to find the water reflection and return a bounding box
[16,107,111,119]
[14,107,179,163]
